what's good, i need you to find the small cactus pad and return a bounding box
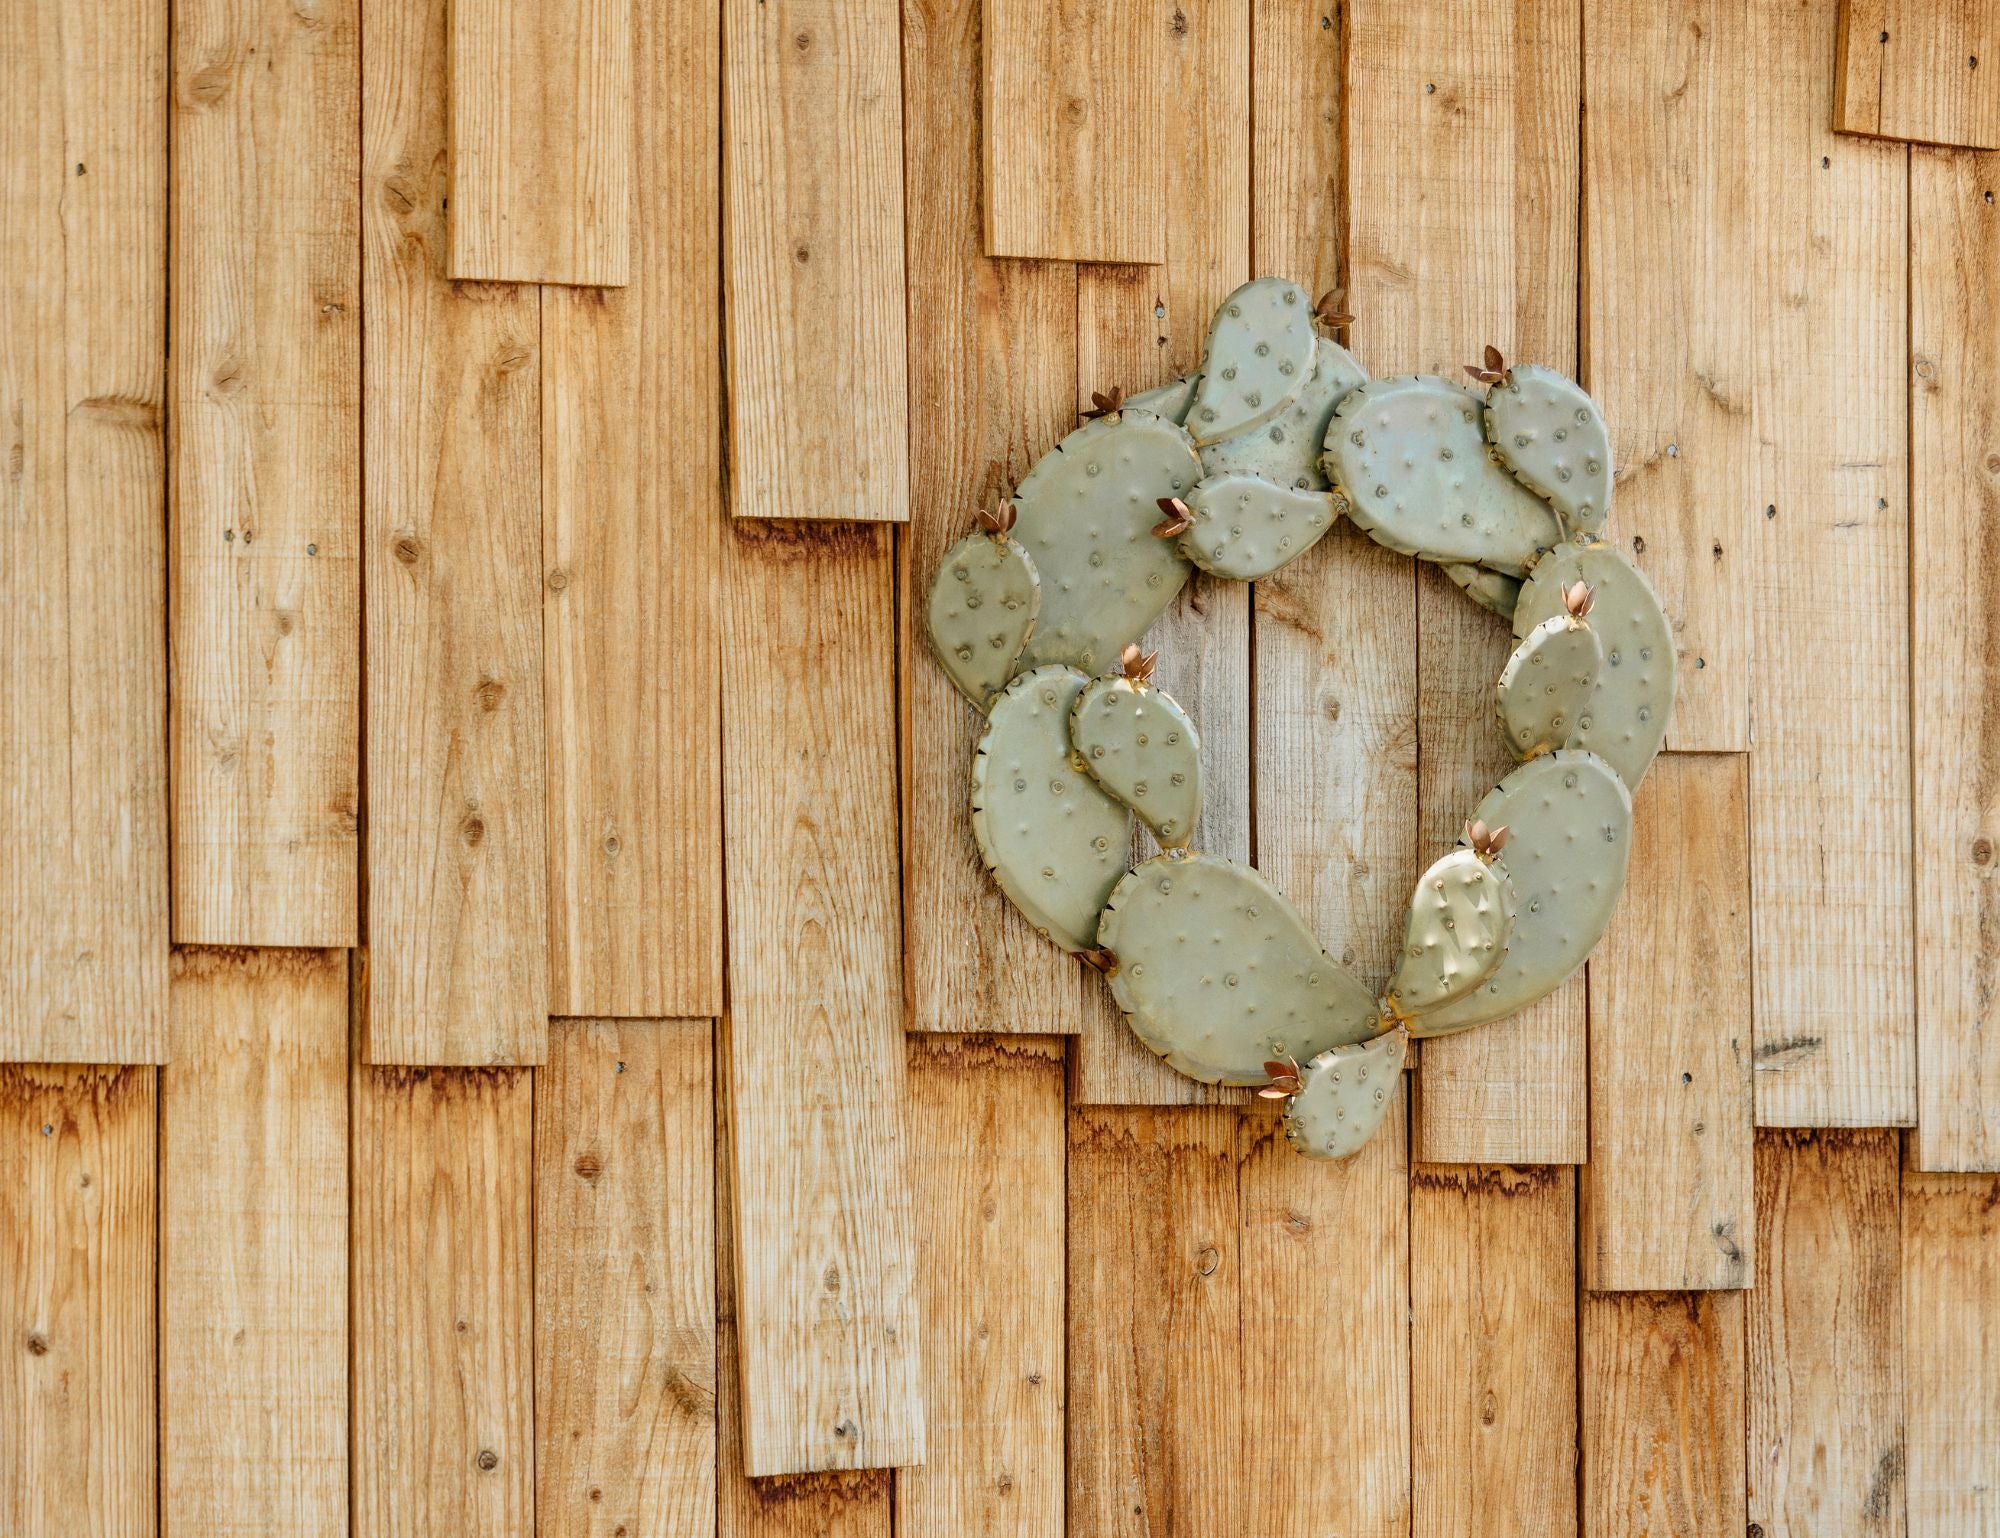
[1011,412,1200,676]
[1411,750,1634,1037]
[1280,1029,1408,1162]
[1198,338,1368,490]
[1097,852,1382,1084]
[1496,612,1603,760]
[1512,539,1674,788]
[926,531,1041,709]
[1070,660,1204,849]
[1443,561,1524,620]
[1125,374,1200,425]
[1175,473,1340,581]
[971,666,1133,952]
[1186,278,1318,446]
[1323,375,1563,575]
[1385,847,1518,1017]
[1484,363,1612,535]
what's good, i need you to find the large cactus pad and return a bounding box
[1186,278,1318,446]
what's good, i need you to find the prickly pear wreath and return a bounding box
[926,277,1673,1163]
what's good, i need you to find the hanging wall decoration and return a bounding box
[926,277,1673,1162]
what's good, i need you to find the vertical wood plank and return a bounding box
[901,0,1094,1039]
[1348,0,1587,1165]
[170,0,361,947]
[1747,1130,1905,1538]
[162,949,347,1538]
[1748,0,1913,1128]
[448,0,631,284]
[536,1020,716,1538]
[1581,1291,1747,1538]
[899,1035,1065,1538]
[1069,0,1252,1106]
[722,523,924,1475]
[1581,0,1755,751]
[1584,753,1755,1291]
[0,1065,156,1538]
[1241,1098,1413,1538]
[1410,1164,1576,1538]
[723,0,909,521]
[1902,1169,2000,1537]
[362,0,549,1066]
[981,0,1165,262]
[351,990,535,1538]
[0,0,169,1064]
[1909,144,2000,1172]
[1067,1106,1241,1538]
[543,0,723,1018]
[1836,0,2000,150]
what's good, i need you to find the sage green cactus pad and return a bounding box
[971,666,1133,952]
[1198,337,1368,490]
[1070,669,1203,849]
[1186,278,1318,447]
[1484,363,1612,536]
[926,532,1041,709]
[1442,561,1524,620]
[1512,539,1674,788]
[1097,852,1382,1084]
[1411,750,1634,1037]
[1011,412,1200,676]
[1323,375,1563,575]
[1385,848,1518,1018]
[1281,1028,1408,1162]
[1176,473,1340,581]
[1496,612,1603,760]
[1126,374,1200,426]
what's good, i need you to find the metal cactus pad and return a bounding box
[924,276,1673,1163]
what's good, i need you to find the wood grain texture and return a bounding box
[1582,1290,1748,1538]
[536,1020,716,1538]
[0,1065,156,1538]
[1411,1164,1577,1538]
[1585,753,1755,1291]
[362,0,549,1066]
[448,0,630,283]
[351,1012,535,1538]
[1,0,170,1064]
[1909,146,2000,1172]
[543,0,723,1018]
[1241,1099,1412,1538]
[1582,0,1755,751]
[900,1035,1065,1538]
[1348,0,1588,1165]
[721,523,924,1475]
[162,949,347,1538]
[1903,1169,2000,1538]
[1836,0,2000,150]
[900,0,1097,1039]
[170,0,361,946]
[723,0,908,520]
[1069,0,1251,1106]
[1748,0,1913,1128]
[1067,1106,1241,1538]
[1748,1130,1905,1538]
[980,0,1165,262]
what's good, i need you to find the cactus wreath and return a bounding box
[925,277,1672,1163]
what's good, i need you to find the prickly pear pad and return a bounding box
[1484,363,1612,536]
[1496,613,1603,760]
[1282,1029,1408,1162]
[926,532,1040,709]
[1198,337,1367,490]
[1386,848,1518,1017]
[1070,673,1204,849]
[1178,473,1339,581]
[1186,278,1318,446]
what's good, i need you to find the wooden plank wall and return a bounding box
[4,0,2000,1533]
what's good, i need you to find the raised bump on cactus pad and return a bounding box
[1322,375,1563,576]
[1411,749,1633,1037]
[1199,337,1368,490]
[971,665,1133,952]
[1097,851,1382,1084]
[1280,1028,1408,1162]
[1483,363,1613,536]
[926,529,1040,709]
[1175,472,1340,581]
[1010,411,1200,677]
[1186,278,1318,447]
[1070,651,1204,849]
[1496,611,1604,760]
[1385,846,1518,1017]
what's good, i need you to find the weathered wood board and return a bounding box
[1902,1169,2000,1537]
[1837,0,2000,150]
